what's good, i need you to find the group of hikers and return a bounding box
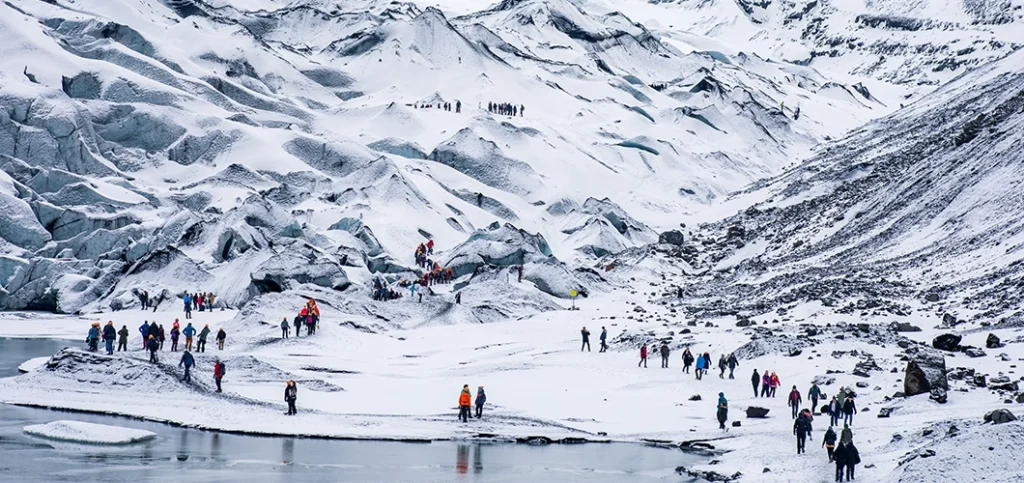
[752,369,782,398]
[136,290,167,311]
[372,240,459,303]
[578,329,863,480]
[488,102,523,117]
[281,299,321,337]
[414,101,461,113]
[457,384,487,422]
[86,319,225,359]
[182,291,216,319]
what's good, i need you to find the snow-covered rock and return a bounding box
[24,421,156,444]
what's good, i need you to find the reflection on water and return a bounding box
[0,339,702,482]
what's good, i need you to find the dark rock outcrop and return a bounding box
[904,350,948,397]
[932,334,962,351]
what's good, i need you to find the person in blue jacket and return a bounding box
[695,354,706,380]
[139,321,150,349]
[102,321,117,355]
[183,293,193,319]
[716,393,729,430]
[178,350,195,382]
[475,386,487,418]
[183,323,196,351]
[86,323,100,352]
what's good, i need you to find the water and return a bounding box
[0,339,701,482]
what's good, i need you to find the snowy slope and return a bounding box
[0,0,885,315]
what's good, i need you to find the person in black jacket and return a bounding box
[147,335,160,363]
[727,353,739,379]
[285,381,298,415]
[682,347,694,374]
[833,442,860,481]
[843,396,857,426]
[823,426,838,461]
[474,386,486,418]
[751,369,761,397]
[794,411,813,454]
[102,322,117,355]
[580,327,590,352]
[117,325,129,352]
[844,442,861,480]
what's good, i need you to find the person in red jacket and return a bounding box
[788,385,803,419]
[213,358,225,393]
[770,372,781,397]
[638,344,648,368]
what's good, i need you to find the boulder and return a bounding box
[746,407,770,418]
[986,334,1002,349]
[659,230,685,246]
[965,348,986,358]
[731,421,741,427]
[689,395,702,401]
[889,322,922,332]
[878,407,894,418]
[988,376,1019,392]
[904,349,948,397]
[930,388,948,404]
[984,409,1017,424]
[932,333,961,351]
[736,319,753,328]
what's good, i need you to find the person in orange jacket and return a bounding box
[458,385,472,422]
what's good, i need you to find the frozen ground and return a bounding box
[2,292,1023,481]
[23,420,156,444]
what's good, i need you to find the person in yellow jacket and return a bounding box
[458,385,472,422]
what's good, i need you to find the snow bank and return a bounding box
[17,356,49,373]
[23,421,156,444]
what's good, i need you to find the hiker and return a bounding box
[580,327,590,352]
[840,423,853,445]
[184,293,192,319]
[170,323,180,352]
[455,292,462,304]
[139,290,148,309]
[148,322,160,344]
[426,239,434,255]
[213,358,225,392]
[281,317,290,338]
[475,386,486,418]
[285,381,298,415]
[695,353,705,380]
[718,355,727,379]
[139,321,150,349]
[682,347,694,374]
[599,327,608,353]
[638,344,648,368]
[150,291,165,312]
[761,371,771,397]
[183,323,196,351]
[716,393,728,430]
[837,387,848,410]
[216,328,227,350]
[834,441,860,482]
[828,396,841,426]
[751,369,760,397]
[86,323,100,352]
[794,410,813,454]
[769,372,780,397]
[102,321,116,355]
[158,324,166,350]
[117,325,129,352]
[843,396,857,426]
[727,353,738,379]
[294,314,302,337]
[702,352,712,376]
[660,343,670,368]
[823,426,838,461]
[789,385,803,419]
[147,335,159,363]
[179,350,195,382]
[843,442,860,481]
[458,385,472,423]
[810,382,822,413]
[197,324,210,353]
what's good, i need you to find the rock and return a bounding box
[878,407,894,418]
[1015,393,1024,404]
[941,313,958,326]
[658,230,685,246]
[731,421,741,427]
[762,467,770,473]
[974,375,988,387]
[889,322,922,332]
[988,376,1019,392]
[984,409,1017,424]
[905,349,948,397]
[930,388,948,404]
[987,333,1002,349]
[965,348,987,358]
[856,381,870,388]
[925,293,940,302]
[920,449,936,458]
[746,407,770,418]
[932,333,962,352]
[789,348,803,357]
[676,467,743,482]
[689,395,702,401]
[813,375,836,386]
[736,319,753,328]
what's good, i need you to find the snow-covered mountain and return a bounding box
[0,0,893,314]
